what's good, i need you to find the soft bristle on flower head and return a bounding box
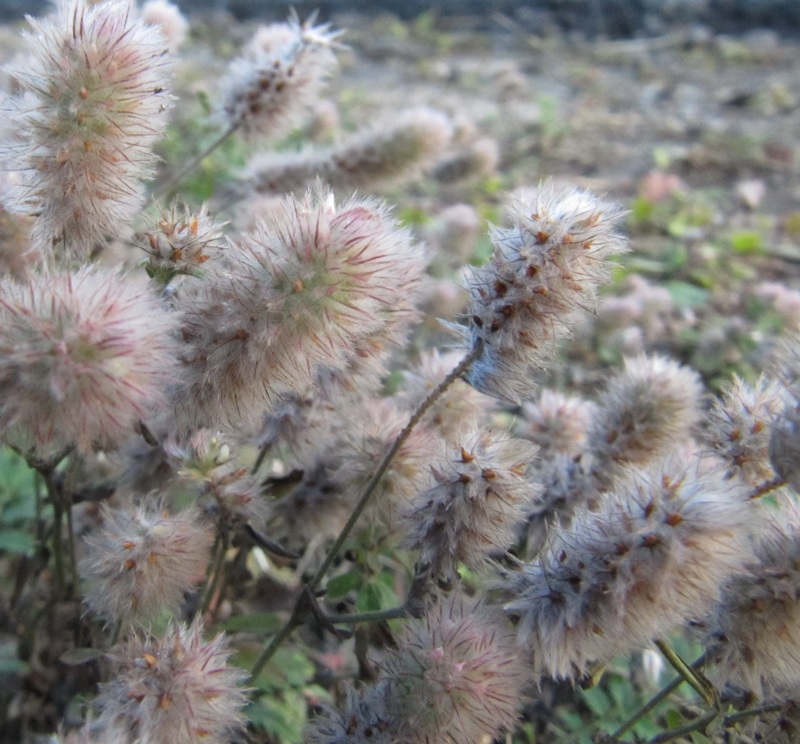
[79,500,213,624]
[506,458,753,680]
[706,374,784,486]
[588,354,703,489]
[707,505,800,697]
[386,595,529,744]
[97,619,248,744]
[220,14,342,141]
[464,181,628,402]
[1,0,172,257]
[0,266,177,455]
[174,184,426,432]
[403,426,538,586]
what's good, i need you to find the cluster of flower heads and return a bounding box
[4,1,800,743]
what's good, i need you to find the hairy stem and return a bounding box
[153,121,240,199]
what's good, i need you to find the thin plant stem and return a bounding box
[200,527,230,618]
[609,652,708,741]
[655,639,717,709]
[307,341,482,593]
[63,456,79,600]
[153,121,240,199]
[749,476,786,500]
[248,619,299,687]
[647,710,718,744]
[248,342,482,682]
[723,702,783,727]
[327,606,408,624]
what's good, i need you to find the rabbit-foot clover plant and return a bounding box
[0,2,798,743]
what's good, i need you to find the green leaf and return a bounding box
[730,230,763,254]
[0,528,36,556]
[356,578,398,613]
[665,280,709,309]
[219,613,282,634]
[246,691,307,743]
[581,686,611,717]
[325,570,362,599]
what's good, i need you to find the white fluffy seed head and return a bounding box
[706,374,784,486]
[140,0,188,52]
[707,506,800,697]
[516,389,596,459]
[0,266,178,455]
[506,458,753,680]
[403,426,539,585]
[464,181,628,402]
[588,355,704,488]
[245,107,454,194]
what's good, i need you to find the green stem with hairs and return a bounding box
[153,121,241,199]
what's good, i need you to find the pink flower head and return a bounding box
[0,266,177,454]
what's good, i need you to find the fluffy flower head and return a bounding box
[175,185,426,431]
[506,459,752,680]
[2,0,172,256]
[386,596,528,744]
[464,181,628,402]
[79,501,213,624]
[220,14,341,141]
[0,267,177,454]
[98,619,247,744]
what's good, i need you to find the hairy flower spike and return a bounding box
[79,501,213,624]
[707,507,800,697]
[246,107,453,193]
[516,389,595,459]
[464,181,628,402]
[506,459,752,680]
[403,426,538,585]
[305,681,397,744]
[588,355,703,489]
[706,374,784,486]
[97,619,247,744]
[0,267,178,455]
[220,15,341,141]
[386,596,528,744]
[1,0,172,257]
[174,185,426,431]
